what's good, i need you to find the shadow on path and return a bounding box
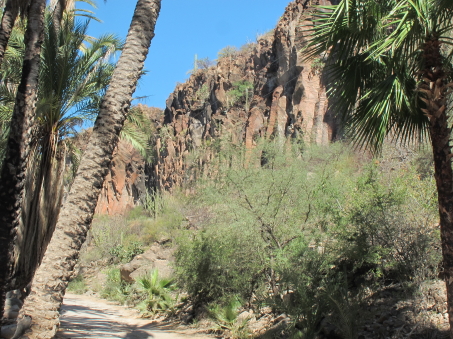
[56,293,210,339]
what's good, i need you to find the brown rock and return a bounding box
[151,0,341,190]
[119,245,174,283]
[95,139,146,215]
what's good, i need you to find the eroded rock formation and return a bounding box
[153,0,340,190]
[95,105,163,215]
[96,0,341,211]
[94,139,146,215]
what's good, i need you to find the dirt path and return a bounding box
[56,293,213,339]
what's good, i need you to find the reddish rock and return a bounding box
[95,139,145,215]
[152,0,341,190]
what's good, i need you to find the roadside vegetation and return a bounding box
[72,138,442,338]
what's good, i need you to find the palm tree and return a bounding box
[0,0,30,67]
[14,10,121,291]
[303,0,453,333]
[0,0,47,325]
[0,2,121,322]
[17,0,161,337]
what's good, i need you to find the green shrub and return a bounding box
[209,297,250,339]
[81,191,184,263]
[100,267,135,304]
[140,190,184,242]
[218,45,238,59]
[175,226,266,306]
[195,83,210,102]
[67,274,88,295]
[126,206,146,220]
[174,139,440,329]
[332,164,440,284]
[175,142,353,308]
[136,269,177,316]
[327,284,363,339]
[109,241,144,263]
[225,80,253,110]
[310,57,326,76]
[275,239,333,337]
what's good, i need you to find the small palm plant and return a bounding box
[137,269,177,316]
[209,297,250,339]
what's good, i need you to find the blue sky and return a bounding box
[81,0,291,109]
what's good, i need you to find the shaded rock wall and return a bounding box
[95,105,163,215]
[94,139,146,215]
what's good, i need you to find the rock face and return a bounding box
[95,105,163,215]
[95,139,146,215]
[151,0,341,189]
[96,0,342,211]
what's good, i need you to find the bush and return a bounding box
[175,142,354,307]
[67,274,88,295]
[100,267,135,304]
[208,297,250,339]
[174,140,440,326]
[240,42,256,54]
[136,269,177,316]
[196,57,215,69]
[218,45,238,59]
[175,226,266,306]
[109,241,144,263]
[332,164,440,284]
[195,83,210,101]
[81,191,183,263]
[225,80,253,110]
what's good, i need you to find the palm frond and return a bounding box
[120,107,152,158]
[301,0,451,153]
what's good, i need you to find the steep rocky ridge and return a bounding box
[152,0,340,190]
[95,0,340,212]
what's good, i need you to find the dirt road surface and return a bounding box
[56,293,213,339]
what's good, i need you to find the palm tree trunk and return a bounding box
[0,0,19,67]
[421,35,453,338]
[430,114,453,338]
[0,0,46,325]
[52,0,65,31]
[12,142,66,290]
[17,0,161,337]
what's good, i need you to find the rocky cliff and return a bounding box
[95,105,163,215]
[152,0,340,190]
[96,0,340,213]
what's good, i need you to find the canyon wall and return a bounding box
[152,0,339,190]
[96,0,340,213]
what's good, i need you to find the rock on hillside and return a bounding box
[94,139,146,215]
[151,0,341,190]
[96,0,341,212]
[95,105,163,215]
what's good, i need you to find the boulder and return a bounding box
[120,244,174,283]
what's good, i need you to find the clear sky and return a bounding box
[81,0,291,109]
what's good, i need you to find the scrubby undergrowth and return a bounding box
[70,140,447,339]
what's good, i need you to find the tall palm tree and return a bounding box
[15,10,121,291]
[17,0,161,337]
[0,0,47,325]
[303,0,453,334]
[0,2,121,322]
